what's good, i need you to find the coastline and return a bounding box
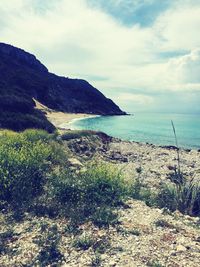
[46,110,199,151]
[46,111,98,129]
[34,99,100,130]
[59,114,101,130]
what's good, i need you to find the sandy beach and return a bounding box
[46,111,96,129]
[34,99,97,129]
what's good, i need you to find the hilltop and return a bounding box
[0,43,126,132]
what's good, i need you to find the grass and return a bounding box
[72,233,95,250]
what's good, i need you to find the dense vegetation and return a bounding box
[1,129,199,219]
[0,95,55,132]
[0,129,127,225]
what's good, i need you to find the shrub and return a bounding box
[80,163,128,207]
[50,163,127,223]
[61,130,93,140]
[157,120,200,216]
[72,233,95,250]
[51,164,127,218]
[91,207,119,228]
[0,130,62,206]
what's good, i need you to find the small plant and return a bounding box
[157,179,200,215]
[34,224,63,266]
[131,176,143,200]
[117,227,140,236]
[0,228,14,255]
[130,177,157,207]
[91,207,119,228]
[155,219,172,228]
[64,222,80,235]
[147,261,164,267]
[72,233,95,250]
[93,236,111,254]
[91,253,102,267]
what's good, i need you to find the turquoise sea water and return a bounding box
[70,113,200,149]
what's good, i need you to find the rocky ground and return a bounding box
[0,133,200,266]
[67,134,200,189]
[0,199,200,267]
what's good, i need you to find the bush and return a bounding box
[72,233,95,250]
[0,130,63,206]
[80,163,127,207]
[91,207,119,228]
[61,130,93,140]
[157,120,200,216]
[50,163,127,223]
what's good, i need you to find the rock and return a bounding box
[109,260,117,266]
[167,165,175,171]
[68,158,83,168]
[176,245,187,252]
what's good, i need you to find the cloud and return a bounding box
[0,0,200,112]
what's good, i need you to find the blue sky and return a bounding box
[1,0,200,113]
[88,0,171,27]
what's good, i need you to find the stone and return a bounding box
[68,158,83,168]
[176,245,187,252]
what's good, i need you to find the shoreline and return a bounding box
[47,111,99,130]
[59,114,101,130]
[46,111,199,151]
[35,98,99,129]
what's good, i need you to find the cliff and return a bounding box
[0,43,126,131]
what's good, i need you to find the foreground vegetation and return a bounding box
[0,129,127,223]
[0,129,199,266]
[0,128,199,218]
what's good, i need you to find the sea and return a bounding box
[68,113,200,150]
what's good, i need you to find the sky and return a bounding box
[1,0,200,113]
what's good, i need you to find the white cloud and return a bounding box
[0,0,200,112]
